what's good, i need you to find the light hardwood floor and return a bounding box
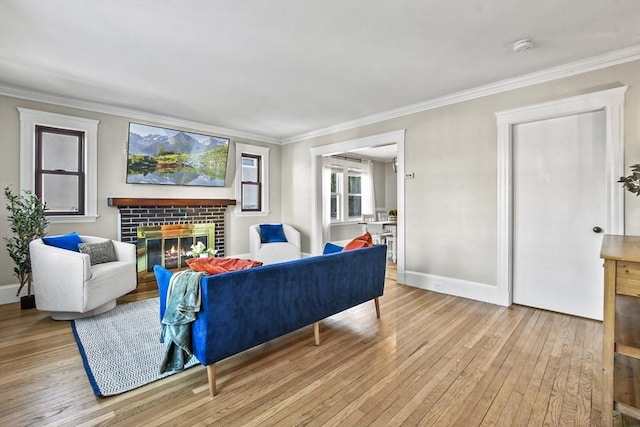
[0,265,633,426]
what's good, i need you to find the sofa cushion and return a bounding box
[259,224,288,243]
[78,240,117,265]
[42,232,83,252]
[186,257,263,275]
[343,232,373,251]
[323,242,344,254]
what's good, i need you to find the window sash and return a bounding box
[35,126,85,216]
[241,153,261,212]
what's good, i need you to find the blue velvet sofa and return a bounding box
[154,244,387,395]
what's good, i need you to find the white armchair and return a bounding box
[249,224,301,264]
[29,235,136,320]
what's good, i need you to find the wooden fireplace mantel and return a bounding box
[107,198,236,207]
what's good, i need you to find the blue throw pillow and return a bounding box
[42,232,83,252]
[259,224,288,243]
[323,242,343,254]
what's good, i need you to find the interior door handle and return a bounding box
[593,226,603,233]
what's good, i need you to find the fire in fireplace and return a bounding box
[136,223,215,284]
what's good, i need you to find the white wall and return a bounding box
[278,61,640,300]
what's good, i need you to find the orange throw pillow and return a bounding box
[185,257,263,276]
[343,231,373,251]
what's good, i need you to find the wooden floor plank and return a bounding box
[0,263,611,426]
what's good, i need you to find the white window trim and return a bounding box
[19,108,99,223]
[234,143,270,216]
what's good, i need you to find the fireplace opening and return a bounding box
[136,223,215,284]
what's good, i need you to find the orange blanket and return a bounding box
[185,257,263,276]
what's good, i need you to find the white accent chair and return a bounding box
[249,224,302,265]
[29,236,137,320]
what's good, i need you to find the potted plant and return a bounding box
[3,185,48,309]
[388,209,398,222]
[618,163,640,196]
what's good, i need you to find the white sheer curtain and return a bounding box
[361,160,375,216]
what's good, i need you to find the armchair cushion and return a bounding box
[259,224,288,243]
[42,231,83,252]
[78,240,117,265]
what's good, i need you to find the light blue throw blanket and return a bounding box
[159,269,203,374]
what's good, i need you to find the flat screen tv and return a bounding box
[126,122,230,187]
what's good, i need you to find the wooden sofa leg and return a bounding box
[314,322,320,346]
[374,298,381,318]
[207,364,217,396]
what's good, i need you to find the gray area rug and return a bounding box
[71,298,199,397]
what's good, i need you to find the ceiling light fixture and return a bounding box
[512,38,533,53]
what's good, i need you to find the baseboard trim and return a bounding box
[402,270,507,307]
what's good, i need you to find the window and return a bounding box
[240,153,261,211]
[324,157,372,224]
[35,126,85,215]
[235,143,270,216]
[330,169,342,220]
[19,108,99,223]
[347,171,361,218]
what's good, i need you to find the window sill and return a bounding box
[233,208,271,217]
[47,215,99,224]
[330,220,362,226]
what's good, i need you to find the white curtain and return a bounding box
[320,158,333,245]
[361,160,375,216]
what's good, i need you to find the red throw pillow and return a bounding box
[343,232,373,251]
[185,257,263,275]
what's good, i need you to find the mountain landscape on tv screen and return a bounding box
[126,124,229,187]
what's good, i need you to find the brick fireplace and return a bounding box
[107,197,236,285]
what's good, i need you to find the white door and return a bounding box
[512,109,606,320]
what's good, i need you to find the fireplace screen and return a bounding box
[136,223,215,283]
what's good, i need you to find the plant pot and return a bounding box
[199,254,209,258]
[20,294,36,310]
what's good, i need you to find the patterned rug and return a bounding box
[71,298,199,397]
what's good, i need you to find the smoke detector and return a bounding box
[513,39,533,52]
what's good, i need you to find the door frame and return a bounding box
[495,86,627,306]
[310,130,406,277]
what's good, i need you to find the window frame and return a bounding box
[324,157,367,225]
[240,153,262,212]
[35,125,86,216]
[19,108,99,223]
[234,143,270,216]
[346,169,362,219]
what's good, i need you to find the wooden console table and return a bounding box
[601,235,640,426]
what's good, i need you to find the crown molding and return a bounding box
[0,85,280,145]
[2,45,638,146]
[282,44,640,144]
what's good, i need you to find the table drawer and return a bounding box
[617,261,640,297]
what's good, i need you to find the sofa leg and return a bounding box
[314,322,320,346]
[374,298,381,318]
[207,364,217,396]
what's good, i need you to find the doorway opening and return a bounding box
[310,130,406,278]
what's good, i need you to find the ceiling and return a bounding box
[1,1,639,143]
